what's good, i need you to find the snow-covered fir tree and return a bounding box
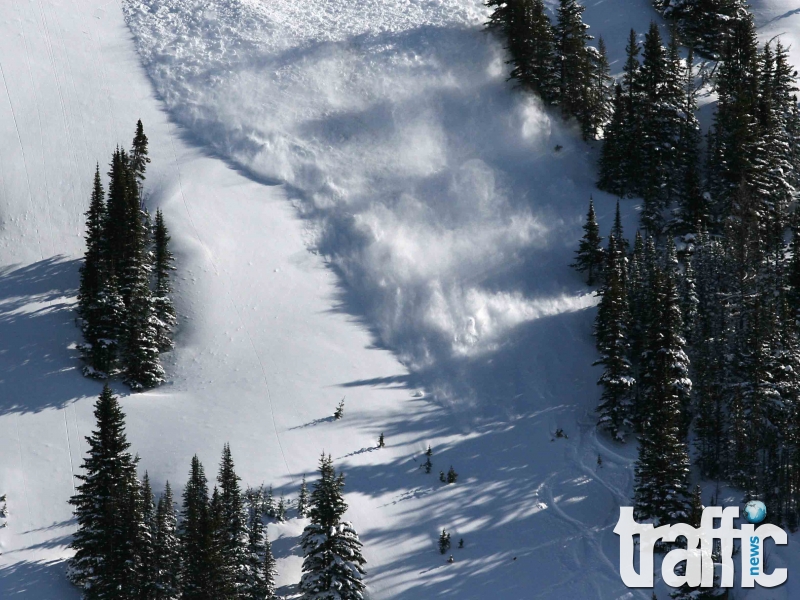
[571,198,604,285]
[300,453,367,599]
[594,234,634,440]
[152,209,177,351]
[68,385,142,599]
[154,482,181,600]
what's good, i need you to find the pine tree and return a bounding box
[180,455,211,600]
[594,234,634,440]
[138,472,158,600]
[507,0,558,103]
[297,475,310,517]
[263,536,278,600]
[674,49,707,232]
[123,276,165,391]
[633,267,692,525]
[585,36,614,139]
[299,454,367,599]
[447,466,458,483]
[572,198,605,285]
[78,165,107,322]
[438,529,451,554]
[216,444,248,594]
[207,486,237,598]
[68,385,141,599]
[263,485,276,518]
[334,397,345,420]
[554,0,594,124]
[152,209,176,351]
[598,29,643,196]
[131,119,151,197]
[639,22,669,233]
[243,492,270,600]
[153,482,181,600]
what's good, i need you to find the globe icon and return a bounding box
[745,500,767,524]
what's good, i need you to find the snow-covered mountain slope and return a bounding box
[1,0,798,599]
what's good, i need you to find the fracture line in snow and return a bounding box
[163,118,295,484]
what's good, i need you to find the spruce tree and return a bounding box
[263,536,277,600]
[571,198,604,285]
[243,492,271,599]
[554,0,593,123]
[633,267,692,525]
[152,209,176,351]
[68,385,141,599]
[138,472,158,600]
[438,529,452,554]
[594,234,634,440]
[78,165,107,322]
[507,0,558,103]
[131,119,151,197]
[216,444,248,594]
[297,475,310,517]
[154,482,181,600]
[180,455,211,600]
[299,454,367,599]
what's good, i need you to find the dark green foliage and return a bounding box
[78,121,174,390]
[154,482,181,600]
[300,454,367,599]
[68,385,141,599]
[634,265,691,525]
[447,466,458,483]
[438,529,451,554]
[131,119,151,195]
[215,444,248,594]
[594,234,634,440]
[571,198,604,285]
[297,475,310,517]
[506,0,558,103]
[180,456,212,600]
[152,209,176,351]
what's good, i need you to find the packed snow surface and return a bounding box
[1,0,800,598]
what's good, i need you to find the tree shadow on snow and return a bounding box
[0,559,79,599]
[0,257,101,415]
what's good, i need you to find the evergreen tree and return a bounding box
[598,30,642,196]
[297,475,310,517]
[263,536,278,600]
[180,455,212,600]
[123,276,165,391]
[243,492,271,600]
[152,209,176,351]
[299,454,367,599]
[507,0,558,103]
[131,119,151,197]
[207,486,237,599]
[438,529,452,554]
[571,198,605,285]
[674,49,707,232]
[594,234,634,440]
[68,385,141,600]
[78,165,107,322]
[138,472,158,600]
[633,267,692,525]
[554,0,594,125]
[216,444,248,594]
[153,482,181,600]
